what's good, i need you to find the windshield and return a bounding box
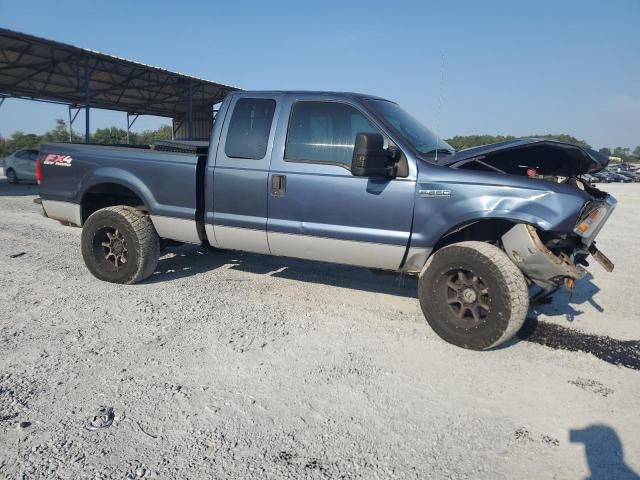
[365,99,454,157]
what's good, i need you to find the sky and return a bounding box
[1,0,639,149]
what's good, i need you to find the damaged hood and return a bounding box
[437,138,608,176]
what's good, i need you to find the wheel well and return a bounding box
[81,183,146,223]
[432,219,518,253]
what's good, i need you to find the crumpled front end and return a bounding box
[501,187,616,291]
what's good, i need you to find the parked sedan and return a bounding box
[618,171,640,182]
[3,148,38,183]
[593,172,613,183]
[609,172,633,182]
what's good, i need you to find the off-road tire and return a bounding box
[81,206,160,284]
[6,168,18,184]
[418,241,529,350]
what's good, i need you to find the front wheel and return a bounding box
[418,241,529,350]
[81,206,160,284]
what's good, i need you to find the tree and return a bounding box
[136,124,173,144]
[41,119,83,143]
[633,146,640,159]
[598,147,611,158]
[1,121,175,159]
[445,133,589,151]
[531,134,589,148]
[92,126,129,144]
[612,147,630,161]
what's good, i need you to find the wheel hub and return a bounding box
[444,269,490,329]
[101,229,128,268]
[461,287,477,304]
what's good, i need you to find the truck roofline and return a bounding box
[230,90,392,103]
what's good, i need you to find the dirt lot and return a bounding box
[1,177,639,479]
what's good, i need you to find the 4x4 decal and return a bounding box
[44,154,73,167]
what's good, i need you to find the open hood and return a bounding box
[437,138,608,176]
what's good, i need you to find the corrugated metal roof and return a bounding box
[0,28,241,117]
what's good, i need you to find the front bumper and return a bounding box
[502,194,616,290]
[502,224,586,290]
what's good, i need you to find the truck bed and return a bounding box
[38,142,209,243]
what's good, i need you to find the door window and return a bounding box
[285,101,379,167]
[224,98,276,160]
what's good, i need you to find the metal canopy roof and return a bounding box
[0,28,240,120]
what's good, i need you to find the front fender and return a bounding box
[412,183,588,250]
[403,164,592,274]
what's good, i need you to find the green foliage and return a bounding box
[135,125,173,144]
[446,134,516,150]
[598,147,612,158]
[1,120,173,158]
[596,146,640,163]
[446,133,590,151]
[40,119,82,143]
[92,126,129,145]
[612,147,631,159]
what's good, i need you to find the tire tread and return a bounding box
[82,206,159,284]
[419,241,529,350]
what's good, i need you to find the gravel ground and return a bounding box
[1,176,639,479]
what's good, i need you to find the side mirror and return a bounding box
[351,132,397,178]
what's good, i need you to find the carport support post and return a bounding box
[84,56,91,144]
[68,106,73,142]
[126,113,139,144]
[68,106,81,143]
[187,83,193,141]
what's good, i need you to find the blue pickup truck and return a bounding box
[37,91,616,350]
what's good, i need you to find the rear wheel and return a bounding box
[6,168,18,184]
[418,241,529,350]
[81,206,160,284]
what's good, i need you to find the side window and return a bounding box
[224,98,276,160]
[285,101,379,166]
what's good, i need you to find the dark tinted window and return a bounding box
[224,98,276,160]
[285,101,378,166]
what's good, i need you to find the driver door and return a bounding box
[266,97,416,270]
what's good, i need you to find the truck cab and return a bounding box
[207,91,417,271]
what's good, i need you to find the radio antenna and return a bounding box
[435,52,445,163]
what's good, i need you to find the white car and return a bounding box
[3,148,38,183]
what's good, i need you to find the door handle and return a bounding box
[271,174,286,196]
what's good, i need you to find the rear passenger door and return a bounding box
[266,98,416,270]
[211,94,281,254]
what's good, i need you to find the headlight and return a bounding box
[573,196,617,242]
[575,205,607,236]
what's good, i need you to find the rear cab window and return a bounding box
[224,98,276,160]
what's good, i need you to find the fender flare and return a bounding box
[75,167,158,214]
[412,212,550,276]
